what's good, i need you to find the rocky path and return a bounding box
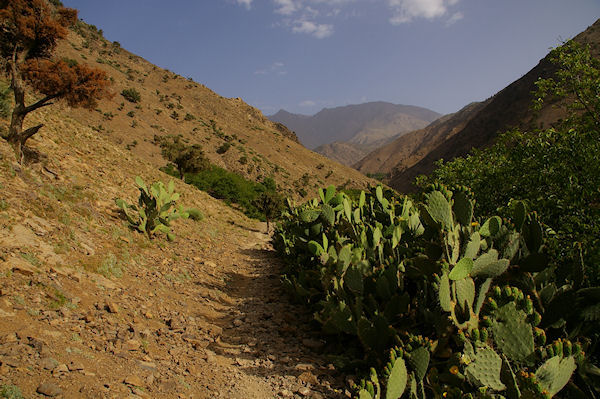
[0,220,347,398]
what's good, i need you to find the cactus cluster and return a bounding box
[115,176,189,240]
[274,184,591,398]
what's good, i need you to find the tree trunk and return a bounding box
[266,218,270,234]
[6,53,47,163]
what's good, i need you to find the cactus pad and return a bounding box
[471,249,510,279]
[466,345,506,391]
[535,356,576,397]
[425,191,453,229]
[385,357,407,399]
[491,302,535,364]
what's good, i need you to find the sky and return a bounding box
[62,0,600,116]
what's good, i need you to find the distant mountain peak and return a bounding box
[269,102,441,152]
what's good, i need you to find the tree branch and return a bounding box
[24,95,59,114]
[21,124,44,142]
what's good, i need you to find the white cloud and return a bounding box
[445,11,463,26]
[388,0,460,24]
[274,0,299,15]
[233,0,462,38]
[292,20,334,38]
[270,0,355,38]
[235,0,253,9]
[255,62,287,75]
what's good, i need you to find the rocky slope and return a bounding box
[52,22,374,200]
[0,100,349,398]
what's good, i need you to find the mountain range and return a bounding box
[269,102,440,165]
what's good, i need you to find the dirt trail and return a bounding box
[0,216,346,398]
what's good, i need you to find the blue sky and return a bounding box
[63,0,600,116]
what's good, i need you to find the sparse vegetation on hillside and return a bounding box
[163,163,278,222]
[0,0,111,161]
[120,88,140,103]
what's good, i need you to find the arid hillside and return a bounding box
[49,22,374,200]
[359,18,600,193]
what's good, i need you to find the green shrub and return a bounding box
[163,164,275,221]
[419,41,600,286]
[186,207,204,221]
[216,142,231,154]
[155,135,209,179]
[121,88,141,103]
[0,384,23,399]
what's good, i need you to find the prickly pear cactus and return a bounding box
[275,185,582,399]
[115,176,189,240]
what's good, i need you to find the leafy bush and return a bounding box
[115,176,189,241]
[252,191,283,232]
[418,41,600,287]
[216,142,231,154]
[155,135,209,179]
[121,88,141,103]
[163,164,275,221]
[275,185,595,397]
[0,384,23,399]
[186,207,204,221]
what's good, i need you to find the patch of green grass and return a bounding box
[12,295,25,306]
[97,253,124,278]
[48,288,68,310]
[0,384,24,399]
[20,252,41,267]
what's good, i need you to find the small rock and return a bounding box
[123,339,141,351]
[40,357,59,370]
[279,388,293,398]
[53,363,69,375]
[137,360,157,372]
[106,301,119,313]
[37,382,63,397]
[10,259,36,276]
[68,361,84,371]
[298,371,319,385]
[295,363,315,371]
[124,375,144,387]
[0,333,18,343]
[233,319,243,327]
[297,387,311,396]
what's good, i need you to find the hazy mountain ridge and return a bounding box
[354,101,488,175]
[269,102,441,150]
